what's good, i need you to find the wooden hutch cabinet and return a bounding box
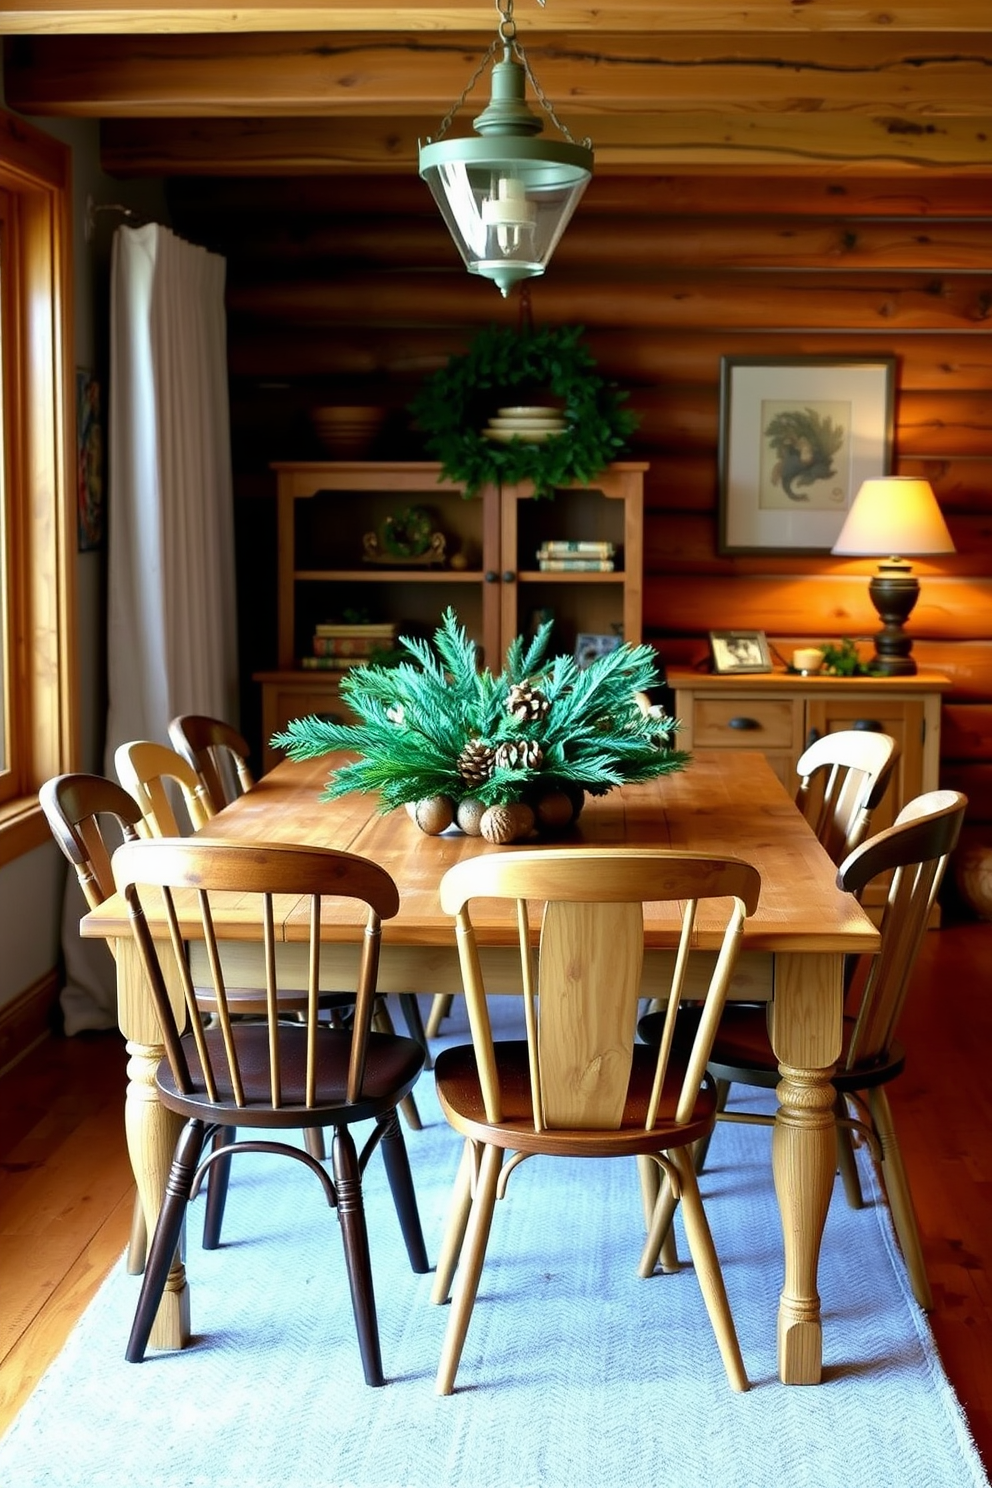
[256,461,646,771]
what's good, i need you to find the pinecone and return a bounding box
[494,739,544,772]
[506,682,550,723]
[457,738,496,785]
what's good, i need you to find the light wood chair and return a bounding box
[113,739,213,837]
[698,726,901,1195]
[795,728,901,863]
[39,772,149,1274]
[430,846,761,1395]
[112,836,429,1384]
[641,789,967,1311]
[167,713,255,814]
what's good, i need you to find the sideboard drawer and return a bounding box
[692,697,800,750]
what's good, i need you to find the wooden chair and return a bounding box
[113,739,213,837]
[795,728,901,863]
[111,836,429,1384]
[699,726,901,1193]
[167,712,255,814]
[38,772,149,1273]
[642,789,967,1311]
[429,846,761,1395]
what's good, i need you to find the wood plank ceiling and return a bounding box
[3,2,992,177]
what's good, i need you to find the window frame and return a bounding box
[0,108,78,865]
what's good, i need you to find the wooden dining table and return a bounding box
[82,747,879,1385]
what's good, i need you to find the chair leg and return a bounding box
[834,1092,865,1210]
[425,994,453,1040]
[637,1153,659,1229]
[693,1077,731,1174]
[868,1086,932,1310]
[378,1109,429,1273]
[126,1191,147,1275]
[397,992,431,1066]
[436,1142,502,1396]
[670,1145,748,1392]
[202,1125,236,1250]
[373,1002,422,1132]
[126,1119,205,1363]
[304,1127,327,1160]
[331,1123,385,1387]
[638,1163,681,1278]
[431,1138,475,1305]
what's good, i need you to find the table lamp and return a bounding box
[831,476,954,676]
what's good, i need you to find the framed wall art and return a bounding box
[709,630,773,675]
[718,356,895,555]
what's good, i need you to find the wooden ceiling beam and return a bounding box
[8,33,992,118]
[3,2,992,38]
[100,111,992,176]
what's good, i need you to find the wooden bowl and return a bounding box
[310,405,387,457]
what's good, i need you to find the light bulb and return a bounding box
[481,176,537,256]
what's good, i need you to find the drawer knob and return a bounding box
[484,570,498,583]
[503,570,516,584]
[728,716,760,731]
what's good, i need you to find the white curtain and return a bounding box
[60,223,239,1034]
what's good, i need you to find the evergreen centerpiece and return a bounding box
[271,609,690,845]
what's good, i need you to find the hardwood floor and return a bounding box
[2,925,991,1466]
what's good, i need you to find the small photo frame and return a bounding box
[709,630,773,675]
[574,632,621,669]
[718,355,895,555]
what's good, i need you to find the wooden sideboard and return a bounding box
[667,667,951,911]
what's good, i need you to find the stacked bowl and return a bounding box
[483,406,566,444]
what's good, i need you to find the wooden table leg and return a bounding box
[768,951,843,1385]
[116,937,190,1351]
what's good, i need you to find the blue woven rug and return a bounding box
[2,996,987,1488]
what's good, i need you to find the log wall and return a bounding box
[165,169,992,843]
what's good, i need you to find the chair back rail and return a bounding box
[115,739,213,836]
[168,714,255,815]
[39,772,144,914]
[439,848,760,1136]
[795,729,900,864]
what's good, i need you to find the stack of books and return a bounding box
[536,540,616,572]
[301,620,398,670]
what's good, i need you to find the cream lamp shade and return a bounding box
[832,476,955,558]
[831,476,954,676]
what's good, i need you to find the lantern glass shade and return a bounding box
[831,477,955,677]
[419,138,591,297]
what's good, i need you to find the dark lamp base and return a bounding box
[867,565,919,677]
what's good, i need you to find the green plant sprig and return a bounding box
[271,608,690,811]
[410,324,638,500]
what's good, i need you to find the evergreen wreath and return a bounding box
[271,608,689,827]
[410,324,638,500]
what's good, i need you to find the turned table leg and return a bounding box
[116,937,190,1351]
[768,951,844,1385]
